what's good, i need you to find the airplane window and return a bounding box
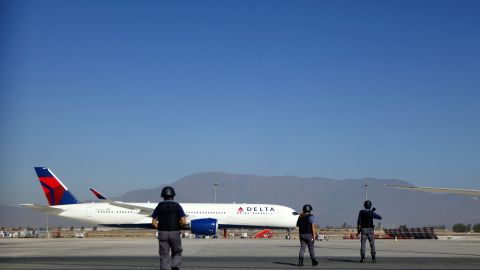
[292,211,299,215]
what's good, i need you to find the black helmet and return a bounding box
[161,186,176,198]
[364,200,372,209]
[302,204,313,212]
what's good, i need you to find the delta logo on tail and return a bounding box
[34,167,79,205]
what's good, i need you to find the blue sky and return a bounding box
[1,0,479,206]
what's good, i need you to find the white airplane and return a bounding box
[385,184,480,199]
[21,167,299,235]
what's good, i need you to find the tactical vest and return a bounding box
[359,210,374,228]
[155,201,180,231]
[297,214,313,234]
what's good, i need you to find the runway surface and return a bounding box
[1,238,480,269]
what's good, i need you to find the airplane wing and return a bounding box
[385,185,480,197]
[89,187,154,215]
[20,204,65,215]
[106,200,154,216]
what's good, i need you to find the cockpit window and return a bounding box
[292,211,299,215]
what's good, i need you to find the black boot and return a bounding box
[298,258,303,267]
[312,259,318,266]
[372,255,376,263]
[360,256,365,263]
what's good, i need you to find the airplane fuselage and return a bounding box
[53,202,298,229]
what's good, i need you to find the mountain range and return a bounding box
[2,172,478,228]
[118,172,479,227]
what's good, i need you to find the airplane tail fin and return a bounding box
[34,167,79,205]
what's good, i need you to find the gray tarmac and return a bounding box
[1,238,480,269]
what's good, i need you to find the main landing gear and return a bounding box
[286,228,292,239]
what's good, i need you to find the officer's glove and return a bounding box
[180,223,191,231]
[372,207,376,212]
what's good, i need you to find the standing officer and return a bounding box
[357,200,382,263]
[296,204,319,267]
[152,186,187,270]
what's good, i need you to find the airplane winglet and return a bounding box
[89,187,107,200]
[88,188,153,215]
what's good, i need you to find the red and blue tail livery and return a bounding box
[34,167,79,205]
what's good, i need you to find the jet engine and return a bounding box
[190,218,218,236]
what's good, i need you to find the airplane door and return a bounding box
[275,208,285,227]
[227,208,234,220]
[86,208,93,218]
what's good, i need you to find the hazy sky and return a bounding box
[1,0,479,206]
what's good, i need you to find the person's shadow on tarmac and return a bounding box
[272,261,298,266]
[273,258,359,267]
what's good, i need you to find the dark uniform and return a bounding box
[152,187,186,270]
[296,204,318,267]
[357,200,382,263]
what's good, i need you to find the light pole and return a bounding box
[363,183,370,201]
[213,182,219,203]
[46,214,49,239]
